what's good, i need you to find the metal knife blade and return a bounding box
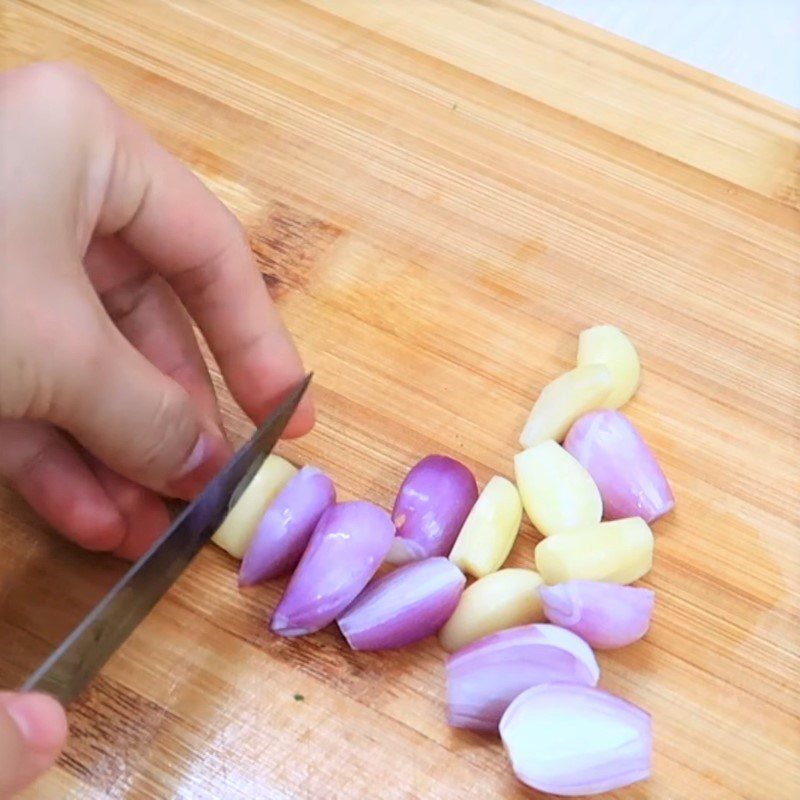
[21,374,312,705]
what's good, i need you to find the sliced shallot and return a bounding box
[338,557,465,650]
[540,581,655,649]
[271,501,394,637]
[387,455,478,564]
[239,466,336,586]
[445,623,599,732]
[564,410,675,523]
[500,683,652,796]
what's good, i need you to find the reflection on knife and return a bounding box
[21,374,312,705]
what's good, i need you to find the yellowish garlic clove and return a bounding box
[519,364,613,449]
[577,325,641,409]
[212,454,297,559]
[439,568,545,653]
[514,441,602,537]
[449,476,522,578]
[535,517,654,585]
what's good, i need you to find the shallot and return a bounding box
[239,466,336,586]
[564,410,674,523]
[387,455,478,564]
[500,683,652,796]
[446,623,599,732]
[271,501,394,637]
[540,581,655,649]
[338,557,465,650]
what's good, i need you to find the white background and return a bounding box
[538,0,800,108]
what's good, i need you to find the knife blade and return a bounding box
[21,374,312,705]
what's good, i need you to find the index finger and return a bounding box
[96,97,314,437]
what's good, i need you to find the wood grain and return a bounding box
[2,1,799,798]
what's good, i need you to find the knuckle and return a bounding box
[169,241,231,304]
[99,271,159,325]
[168,214,250,305]
[0,300,58,420]
[136,386,197,474]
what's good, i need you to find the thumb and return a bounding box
[39,288,230,499]
[0,693,67,798]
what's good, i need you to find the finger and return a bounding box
[84,235,222,428]
[0,692,67,797]
[96,105,314,437]
[0,420,126,551]
[89,460,170,561]
[32,275,230,500]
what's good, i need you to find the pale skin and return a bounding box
[0,62,314,795]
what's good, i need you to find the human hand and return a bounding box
[0,693,67,798]
[0,62,314,561]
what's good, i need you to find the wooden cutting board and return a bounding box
[2,2,798,798]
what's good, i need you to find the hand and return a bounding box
[0,62,314,561]
[0,693,67,797]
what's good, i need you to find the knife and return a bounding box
[21,374,312,705]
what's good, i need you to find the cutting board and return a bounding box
[1,2,798,798]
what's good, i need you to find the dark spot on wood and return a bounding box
[293,692,305,701]
[250,202,342,296]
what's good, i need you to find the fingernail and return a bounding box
[3,693,68,754]
[168,431,232,500]
[181,434,212,476]
[5,696,36,742]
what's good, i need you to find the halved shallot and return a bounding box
[500,683,652,796]
[446,623,599,732]
[338,557,465,650]
[540,581,655,649]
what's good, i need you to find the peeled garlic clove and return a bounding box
[519,364,612,448]
[577,325,640,409]
[514,441,602,536]
[540,581,655,649]
[564,410,675,523]
[439,568,545,653]
[500,683,652,796]
[535,518,654,585]
[212,454,297,559]
[448,476,522,578]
